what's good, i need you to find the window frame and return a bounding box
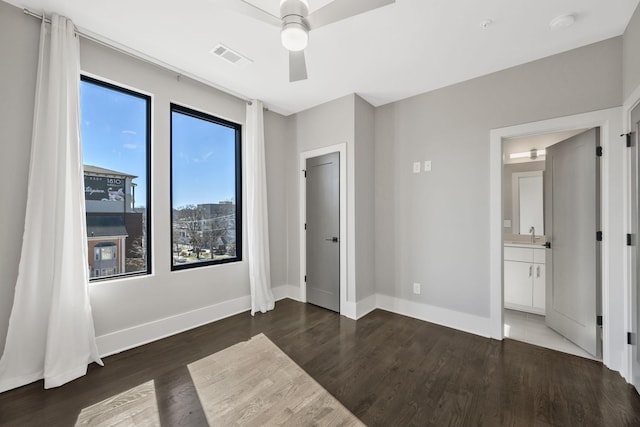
[80,75,153,281]
[169,103,243,271]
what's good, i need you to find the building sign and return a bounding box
[85,175,126,201]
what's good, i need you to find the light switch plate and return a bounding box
[413,162,421,173]
[424,160,432,172]
[413,282,421,294]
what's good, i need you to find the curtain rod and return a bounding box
[22,7,263,108]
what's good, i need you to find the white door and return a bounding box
[545,128,601,358]
[630,102,640,392]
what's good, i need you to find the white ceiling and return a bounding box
[5,0,639,115]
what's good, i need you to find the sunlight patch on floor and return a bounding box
[187,334,364,426]
[75,380,159,426]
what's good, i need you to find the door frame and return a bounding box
[299,143,348,316]
[624,85,640,387]
[489,107,622,370]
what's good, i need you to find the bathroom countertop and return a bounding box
[504,241,546,248]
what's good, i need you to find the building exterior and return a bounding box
[172,201,236,259]
[84,165,144,278]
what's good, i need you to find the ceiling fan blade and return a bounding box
[289,50,308,82]
[307,0,395,30]
[216,0,281,27]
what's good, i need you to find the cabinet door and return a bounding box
[533,263,545,311]
[505,261,533,307]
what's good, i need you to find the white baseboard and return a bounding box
[376,294,492,338]
[341,301,357,319]
[96,294,252,357]
[96,287,492,359]
[96,284,293,358]
[356,294,377,319]
[273,284,302,302]
[276,288,491,338]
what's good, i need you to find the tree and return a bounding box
[172,226,182,254]
[175,205,204,259]
[203,212,230,258]
[126,236,146,272]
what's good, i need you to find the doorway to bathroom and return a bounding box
[489,108,623,369]
[502,128,601,360]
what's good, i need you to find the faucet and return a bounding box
[529,226,535,244]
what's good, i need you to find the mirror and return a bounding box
[512,171,544,235]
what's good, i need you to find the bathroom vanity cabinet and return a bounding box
[504,244,546,315]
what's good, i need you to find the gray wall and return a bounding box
[264,111,289,288]
[354,95,376,300]
[503,161,545,235]
[288,94,377,305]
[0,1,40,354]
[294,94,355,152]
[624,4,640,101]
[284,117,299,289]
[0,1,289,351]
[374,103,396,301]
[290,95,354,301]
[374,37,622,317]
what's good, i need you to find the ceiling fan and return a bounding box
[223,0,396,82]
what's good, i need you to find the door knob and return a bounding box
[325,237,339,242]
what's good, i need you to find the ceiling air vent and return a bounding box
[210,44,252,66]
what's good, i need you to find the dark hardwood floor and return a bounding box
[1,298,639,426]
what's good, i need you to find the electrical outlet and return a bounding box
[413,282,421,294]
[424,160,432,172]
[413,162,421,173]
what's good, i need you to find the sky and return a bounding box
[80,80,238,209]
[171,110,237,208]
[80,80,148,207]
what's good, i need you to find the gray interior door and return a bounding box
[545,128,601,358]
[306,152,340,312]
[630,103,640,392]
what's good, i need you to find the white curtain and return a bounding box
[0,14,102,393]
[246,100,275,315]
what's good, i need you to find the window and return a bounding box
[170,103,242,270]
[96,245,116,260]
[80,76,151,281]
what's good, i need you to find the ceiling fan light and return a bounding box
[280,0,308,7]
[509,149,546,160]
[550,14,575,30]
[281,22,308,51]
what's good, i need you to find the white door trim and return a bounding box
[299,143,348,317]
[490,107,622,372]
[623,86,640,386]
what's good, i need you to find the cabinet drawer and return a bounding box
[504,247,533,262]
[533,248,545,264]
